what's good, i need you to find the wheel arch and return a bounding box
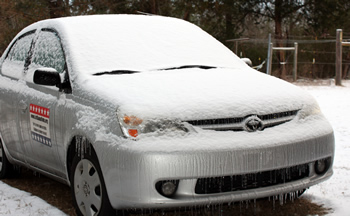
[66,135,100,183]
[66,134,116,215]
[0,134,16,166]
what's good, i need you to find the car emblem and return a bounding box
[243,116,263,132]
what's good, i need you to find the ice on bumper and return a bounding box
[101,110,334,209]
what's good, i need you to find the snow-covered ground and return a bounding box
[0,181,66,215]
[301,80,350,215]
[0,80,349,216]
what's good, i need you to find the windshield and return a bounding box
[60,15,245,75]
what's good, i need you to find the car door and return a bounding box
[17,29,67,176]
[0,31,35,162]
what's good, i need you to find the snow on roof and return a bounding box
[6,15,317,121]
[27,14,245,78]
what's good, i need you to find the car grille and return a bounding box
[186,110,298,132]
[195,163,309,194]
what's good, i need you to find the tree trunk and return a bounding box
[183,11,190,21]
[343,52,350,79]
[150,0,158,14]
[47,0,66,18]
[226,12,233,40]
[274,0,287,80]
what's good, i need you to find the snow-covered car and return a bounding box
[0,15,334,216]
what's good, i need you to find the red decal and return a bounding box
[30,104,50,118]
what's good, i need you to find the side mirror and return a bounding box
[33,68,61,86]
[241,58,253,67]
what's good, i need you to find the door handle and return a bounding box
[19,100,28,112]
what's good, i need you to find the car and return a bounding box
[0,14,334,216]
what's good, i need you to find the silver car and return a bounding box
[0,15,334,216]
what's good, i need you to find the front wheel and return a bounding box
[71,150,115,216]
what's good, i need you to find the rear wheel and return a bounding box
[0,140,14,179]
[71,149,115,216]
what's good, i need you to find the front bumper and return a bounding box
[99,115,335,210]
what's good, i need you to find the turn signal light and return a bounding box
[128,129,138,137]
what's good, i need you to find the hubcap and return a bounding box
[83,181,90,196]
[74,159,102,216]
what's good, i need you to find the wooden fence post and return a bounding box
[336,29,342,86]
[268,43,273,75]
[266,34,272,75]
[293,42,298,82]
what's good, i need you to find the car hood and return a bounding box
[79,67,316,121]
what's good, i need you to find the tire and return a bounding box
[70,149,115,216]
[0,140,14,179]
[296,188,306,198]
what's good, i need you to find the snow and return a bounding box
[56,15,244,76]
[0,80,349,215]
[301,80,350,215]
[88,67,315,121]
[0,181,65,215]
[8,14,245,80]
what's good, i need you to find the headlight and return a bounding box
[298,103,321,120]
[117,110,191,138]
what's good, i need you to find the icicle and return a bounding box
[239,200,243,213]
[253,199,257,215]
[279,194,283,206]
[82,137,85,158]
[284,193,287,205]
[291,191,295,202]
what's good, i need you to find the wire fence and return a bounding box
[229,37,350,80]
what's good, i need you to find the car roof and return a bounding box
[10,15,245,77]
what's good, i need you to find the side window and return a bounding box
[7,32,34,63]
[32,30,65,73]
[1,32,35,79]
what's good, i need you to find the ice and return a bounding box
[75,136,92,158]
[0,14,348,215]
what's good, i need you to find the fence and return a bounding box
[228,30,350,85]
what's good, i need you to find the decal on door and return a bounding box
[30,104,51,147]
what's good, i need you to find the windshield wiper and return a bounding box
[93,70,139,76]
[93,65,216,75]
[161,65,217,71]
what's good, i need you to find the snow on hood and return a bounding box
[81,67,315,121]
